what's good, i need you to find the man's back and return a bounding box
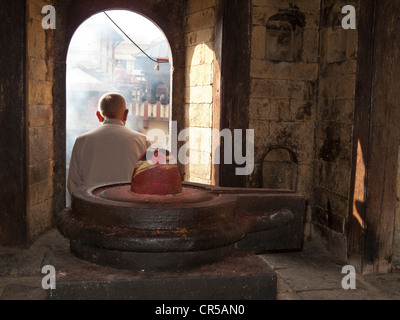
[67,118,148,195]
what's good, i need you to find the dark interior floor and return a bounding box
[0,228,399,300]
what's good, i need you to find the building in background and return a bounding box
[66,12,172,203]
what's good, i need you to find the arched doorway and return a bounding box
[65,10,172,204]
[52,0,186,214]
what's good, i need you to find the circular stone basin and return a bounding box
[96,185,216,205]
[58,182,250,271]
[58,149,252,271]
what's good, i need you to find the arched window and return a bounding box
[262,148,298,190]
[66,10,172,203]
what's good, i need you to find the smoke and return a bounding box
[66,10,171,204]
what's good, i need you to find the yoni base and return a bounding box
[46,247,276,300]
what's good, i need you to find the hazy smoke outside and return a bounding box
[66,10,172,204]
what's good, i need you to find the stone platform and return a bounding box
[2,229,400,301]
[46,242,276,300]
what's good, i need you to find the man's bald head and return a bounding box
[98,93,127,120]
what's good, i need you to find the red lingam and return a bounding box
[131,149,182,195]
[97,148,213,204]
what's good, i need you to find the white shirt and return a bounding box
[67,119,149,196]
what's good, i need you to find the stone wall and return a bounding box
[248,0,321,242]
[312,0,358,261]
[183,0,216,184]
[26,0,55,242]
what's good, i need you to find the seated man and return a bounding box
[67,92,150,196]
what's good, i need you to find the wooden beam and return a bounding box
[349,0,399,274]
[347,0,376,273]
[0,0,28,247]
[219,0,251,188]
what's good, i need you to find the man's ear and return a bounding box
[123,109,129,122]
[96,111,104,123]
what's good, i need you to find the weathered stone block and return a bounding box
[29,160,54,186]
[320,59,357,77]
[28,178,53,209]
[185,103,212,128]
[186,0,215,15]
[251,26,266,60]
[250,120,269,151]
[252,0,284,8]
[319,74,356,100]
[185,27,214,47]
[318,99,354,124]
[185,174,211,185]
[252,6,277,26]
[186,44,204,66]
[188,149,212,166]
[303,10,320,30]
[249,98,272,121]
[268,121,314,165]
[28,56,54,82]
[253,0,320,11]
[250,60,319,81]
[188,163,211,181]
[187,127,212,152]
[316,160,351,197]
[28,80,53,105]
[296,164,313,199]
[270,99,288,121]
[346,29,358,60]
[28,104,53,127]
[251,79,313,99]
[326,28,348,63]
[186,43,214,66]
[185,8,215,33]
[290,100,315,121]
[313,204,346,234]
[28,126,54,166]
[28,198,53,240]
[250,97,315,124]
[203,43,214,64]
[262,148,297,190]
[311,223,347,263]
[27,19,46,60]
[302,29,319,63]
[185,63,213,87]
[185,86,213,103]
[315,187,350,219]
[27,0,54,22]
[316,121,353,165]
[290,0,321,11]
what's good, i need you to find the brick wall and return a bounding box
[248,0,321,242]
[26,0,54,242]
[183,0,216,184]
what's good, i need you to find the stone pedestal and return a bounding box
[46,248,276,300]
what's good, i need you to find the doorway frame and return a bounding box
[52,0,186,216]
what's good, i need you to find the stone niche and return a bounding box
[265,9,305,62]
[321,5,356,63]
[262,148,298,191]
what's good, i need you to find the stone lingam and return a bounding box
[58,149,305,272]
